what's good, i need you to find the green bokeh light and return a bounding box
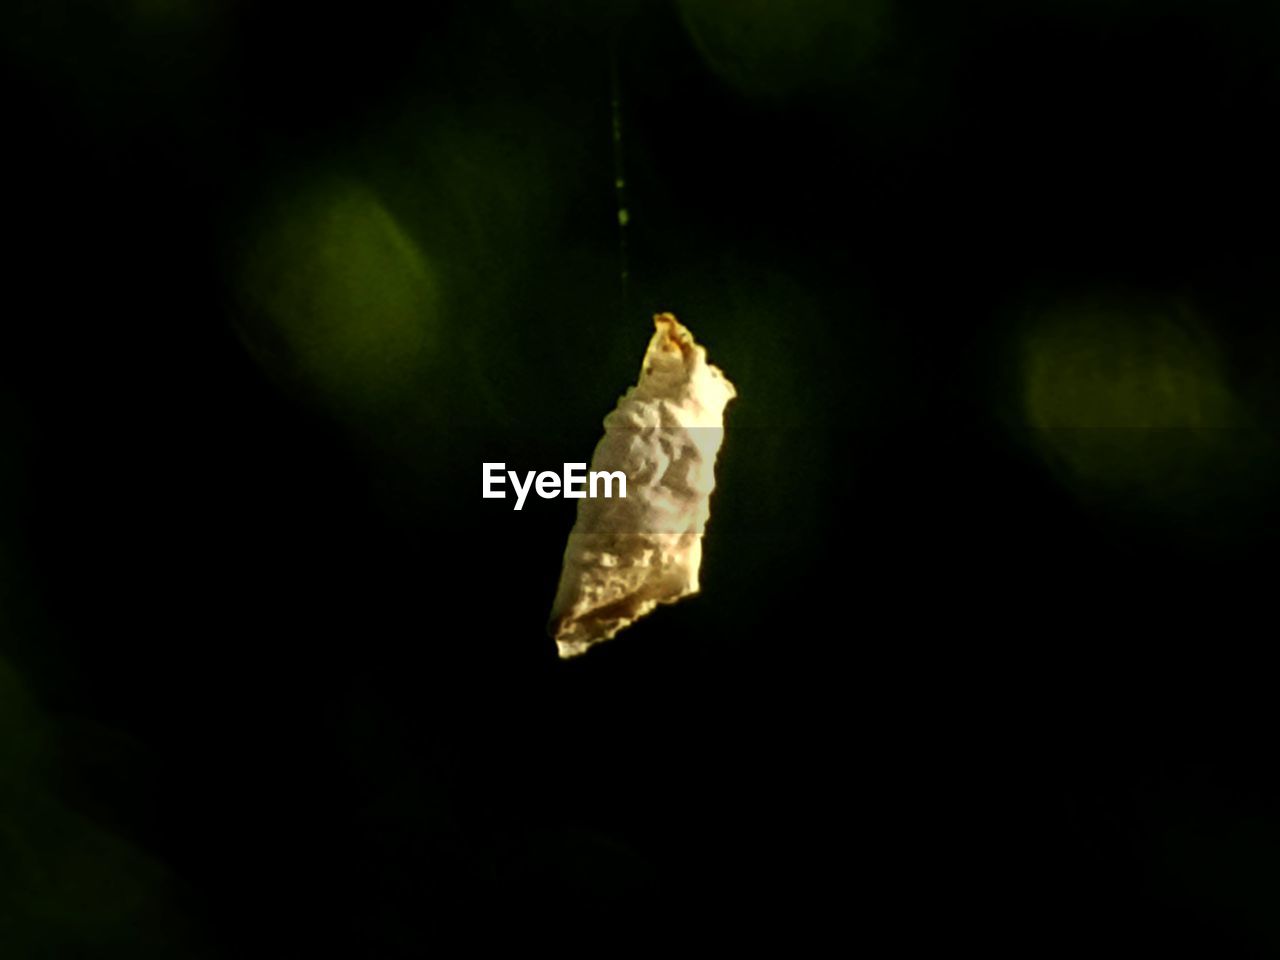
[1,659,187,954]
[678,0,888,99]
[238,180,440,413]
[1,0,224,132]
[1020,301,1250,512]
[0,657,44,781]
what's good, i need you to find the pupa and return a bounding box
[548,313,737,658]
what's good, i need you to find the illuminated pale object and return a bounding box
[548,314,737,658]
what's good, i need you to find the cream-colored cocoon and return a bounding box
[548,314,737,658]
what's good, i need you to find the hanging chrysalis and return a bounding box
[548,314,737,658]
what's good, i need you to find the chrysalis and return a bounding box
[548,314,737,658]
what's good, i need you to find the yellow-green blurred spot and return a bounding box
[1021,303,1240,505]
[0,656,43,778]
[240,181,438,411]
[678,0,887,99]
[1,658,184,951]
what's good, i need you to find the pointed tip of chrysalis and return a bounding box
[652,312,695,354]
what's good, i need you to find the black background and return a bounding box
[3,1,1280,955]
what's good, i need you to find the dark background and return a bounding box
[3,0,1280,954]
